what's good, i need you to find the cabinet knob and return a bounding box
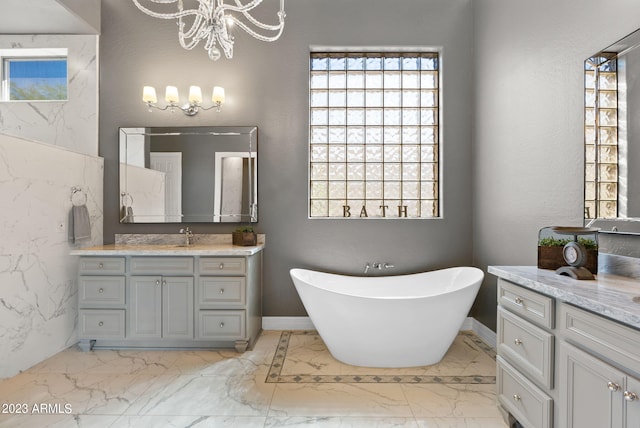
[162,280,167,286]
[219,288,225,294]
[514,297,523,305]
[514,338,523,346]
[219,263,225,270]
[624,391,638,402]
[608,381,621,392]
[98,321,104,327]
[156,280,160,286]
[513,394,521,401]
[98,288,104,294]
[98,263,104,269]
[219,322,225,328]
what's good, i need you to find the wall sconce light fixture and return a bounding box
[142,85,225,116]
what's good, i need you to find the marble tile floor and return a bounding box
[0,331,507,428]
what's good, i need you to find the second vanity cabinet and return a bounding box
[77,250,262,352]
[492,267,640,428]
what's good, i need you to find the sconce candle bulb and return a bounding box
[142,85,225,116]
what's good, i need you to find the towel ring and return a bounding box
[121,192,134,206]
[71,187,87,206]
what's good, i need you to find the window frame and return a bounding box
[307,46,444,220]
[0,48,68,102]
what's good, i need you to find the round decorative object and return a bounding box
[563,241,588,267]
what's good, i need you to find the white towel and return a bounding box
[69,205,91,243]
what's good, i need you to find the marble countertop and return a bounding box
[70,243,264,256]
[489,266,640,329]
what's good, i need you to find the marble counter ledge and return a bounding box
[70,243,264,256]
[488,266,640,330]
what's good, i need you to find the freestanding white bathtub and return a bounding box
[290,267,484,368]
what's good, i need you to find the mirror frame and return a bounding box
[585,28,640,235]
[119,126,258,224]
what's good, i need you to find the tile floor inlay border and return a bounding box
[266,330,497,384]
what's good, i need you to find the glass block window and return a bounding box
[309,52,440,219]
[0,49,68,102]
[584,55,618,219]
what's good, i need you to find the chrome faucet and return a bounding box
[179,227,193,246]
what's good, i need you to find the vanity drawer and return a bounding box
[130,257,194,275]
[498,307,554,389]
[198,277,246,306]
[79,276,126,306]
[79,309,125,338]
[79,257,125,275]
[497,356,553,428]
[199,257,246,275]
[198,310,246,340]
[498,279,555,329]
[559,302,640,374]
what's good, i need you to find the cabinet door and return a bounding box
[625,376,640,427]
[129,276,162,338]
[163,277,194,339]
[560,342,624,428]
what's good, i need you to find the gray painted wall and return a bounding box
[472,0,640,330]
[100,0,475,317]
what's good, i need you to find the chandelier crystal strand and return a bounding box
[132,0,285,60]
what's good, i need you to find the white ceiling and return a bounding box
[0,0,100,34]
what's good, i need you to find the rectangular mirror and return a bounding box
[585,28,640,235]
[119,126,257,223]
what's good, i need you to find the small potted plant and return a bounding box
[233,225,257,246]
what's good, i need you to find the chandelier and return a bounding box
[131,0,286,60]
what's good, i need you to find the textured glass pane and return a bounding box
[384,71,401,88]
[420,57,438,71]
[403,127,420,144]
[347,72,364,88]
[311,163,327,180]
[600,127,617,144]
[365,201,383,216]
[403,90,420,107]
[310,199,328,217]
[311,108,328,125]
[585,163,596,181]
[329,181,346,198]
[600,182,617,199]
[366,72,383,88]
[584,70,595,88]
[421,145,436,162]
[384,109,401,126]
[421,182,437,199]
[347,108,364,125]
[584,108,595,125]
[347,90,365,107]
[384,127,401,144]
[329,71,346,88]
[366,145,383,161]
[585,145,596,163]
[403,109,420,126]
[599,72,617,90]
[366,109,383,125]
[347,181,365,198]
[329,200,346,217]
[384,182,401,199]
[384,163,401,180]
[310,144,327,161]
[585,182,596,200]
[347,127,365,144]
[347,164,364,180]
[384,90,401,107]
[311,57,328,71]
[403,145,420,162]
[403,182,420,198]
[403,71,420,88]
[366,90,383,107]
[402,57,420,71]
[329,57,346,70]
[584,127,595,144]
[328,145,345,161]
[329,90,346,106]
[366,163,383,180]
[311,181,328,198]
[404,200,419,217]
[367,182,382,198]
[584,89,595,108]
[310,90,328,107]
[365,57,382,70]
[403,164,419,180]
[600,164,617,181]
[384,57,401,70]
[366,128,383,145]
[599,201,617,218]
[600,146,617,163]
[328,108,346,125]
[599,109,617,127]
[421,90,437,107]
[347,57,364,71]
[422,127,436,143]
[421,164,436,181]
[328,126,345,144]
[421,108,437,125]
[347,145,364,162]
[421,71,437,88]
[599,91,617,108]
[421,200,437,217]
[311,127,328,144]
[328,164,346,180]
[310,72,328,89]
[584,201,596,219]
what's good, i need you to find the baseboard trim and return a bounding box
[262,316,497,348]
